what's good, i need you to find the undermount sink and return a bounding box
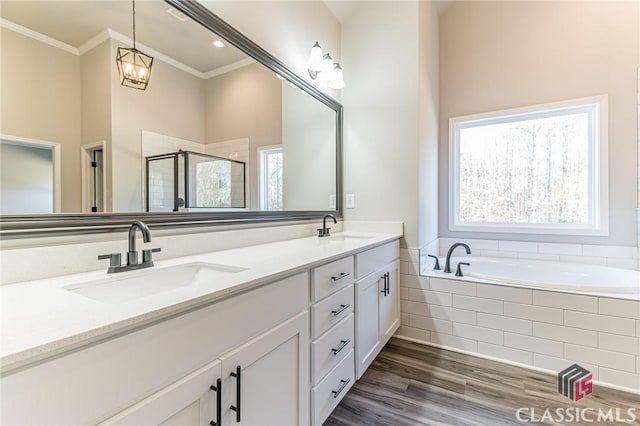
[65,262,247,304]
[325,233,375,242]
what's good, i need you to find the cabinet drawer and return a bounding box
[311,284,354,338]
[356,240,399,279]
[311,313,354,385]
[311,349,355,426]
[312,256,354,302]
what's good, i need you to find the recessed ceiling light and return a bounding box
[212,40,225,48]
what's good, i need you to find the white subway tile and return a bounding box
[517,253,560,261]
[453,295,503,314]
[533,323,597,347]
[637,356,640,373]
[538,243,582,256]
[428,305,477,325]
[401,300,429,316]
[564,344,637,372]
[504,332,563,357]
[454,323,503,344]
[409,314,453,334]
[430,332,478,352]
[478,342,532,365]
[583,245,634,259]
[564,311,636,336]
[478,313,532,335]
[598,298,640,319]
[439,238,500,251]
[598,367,640,390]
[399,261,409,275]
[409,289,452,306]
[478,284,532,304]
[400,274,430,290]
[532,291,598,313]
[396,325,431,343]
[606,258,639,270]
[598,333,640,356]
[633,247,638,260]
[558,255,607,266]
[637,320,640,337]
[504,302,563,324]
[498,241,538,253]
[479,250,519,258]
[429,277,477,296]
[400,248,420,262]
[401,312,410,326]
[406,262,421,276]
[400,287,409,300]
[533,354,599,379]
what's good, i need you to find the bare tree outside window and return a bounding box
[260,147,284,210]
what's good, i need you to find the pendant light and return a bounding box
[116,0,153,90]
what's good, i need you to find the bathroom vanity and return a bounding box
[0,232,401,425]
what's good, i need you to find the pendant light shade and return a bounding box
[306,41,324,77]
[328,63,346,89]
[116,0,153,90]
[305,42,345,90]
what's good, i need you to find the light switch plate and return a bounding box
[345,194,355,209]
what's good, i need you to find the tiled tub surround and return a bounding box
[394,257,640,392]
[0,226,401,372]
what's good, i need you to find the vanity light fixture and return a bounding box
[306,41,346,89]
[116,0,154,90]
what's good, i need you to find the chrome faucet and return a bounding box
[317,214,337,237]
[98,221,161,273]
[443,242,471,273]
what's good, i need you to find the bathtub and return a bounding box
[426,256,640,298]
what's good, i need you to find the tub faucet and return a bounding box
[444,242,471,273]
[98,220,161,273]
[318,214,337,237]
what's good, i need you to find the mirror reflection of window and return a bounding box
[259,146,284,210]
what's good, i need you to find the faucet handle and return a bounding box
[455,262,471,277]
[317,228,331,237]
[427,254,441,270]
[143,248,161,264]
[98,253,122,271]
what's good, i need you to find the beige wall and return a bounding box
[282,82,336,210]
[110,40,206,212]
[205,63,282,209]
[0,28,82,212]
[342,1,420,248]
[439,1,639,246]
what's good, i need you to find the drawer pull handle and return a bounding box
[331,339,351,355]
[209,378,222,426]
[331,378,351,398]
[229,365,241,423]
[331,272,350,281]
[380,272,390,296]
[331,304,350,316]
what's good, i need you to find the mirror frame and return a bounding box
[0,0,343,238]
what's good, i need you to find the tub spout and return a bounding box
[444,242,471,273]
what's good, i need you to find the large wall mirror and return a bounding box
[0,0,342,236]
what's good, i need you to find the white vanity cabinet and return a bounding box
[354,242,400,379]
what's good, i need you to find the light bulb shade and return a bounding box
[321,53,334,81]
[328,63,346,89]
[116,47,154,90]
[306,42,323,73]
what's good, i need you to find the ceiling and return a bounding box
[0,1,248,74]
[323,0,455,23]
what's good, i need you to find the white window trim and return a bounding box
[258,144,283,210]
[449,95,609,236]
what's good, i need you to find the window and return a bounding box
[259,146,284,210]
[450,96,608,235]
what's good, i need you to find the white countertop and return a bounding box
[0,232,400,373]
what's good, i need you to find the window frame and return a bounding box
[258,145,284,211]
[449,95,609,236]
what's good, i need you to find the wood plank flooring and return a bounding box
[325,338,640,426]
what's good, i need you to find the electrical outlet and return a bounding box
[329,194,336,209]
[346,194,355,209]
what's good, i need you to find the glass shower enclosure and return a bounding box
[145,150,246,212]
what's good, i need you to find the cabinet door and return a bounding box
[102,360,222,426]
[379,260,400,344]
[354,271,383,379]
[219,311,310,426]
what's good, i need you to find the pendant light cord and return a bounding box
[132,0,136,49]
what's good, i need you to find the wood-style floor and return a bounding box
[325,338,640,426]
